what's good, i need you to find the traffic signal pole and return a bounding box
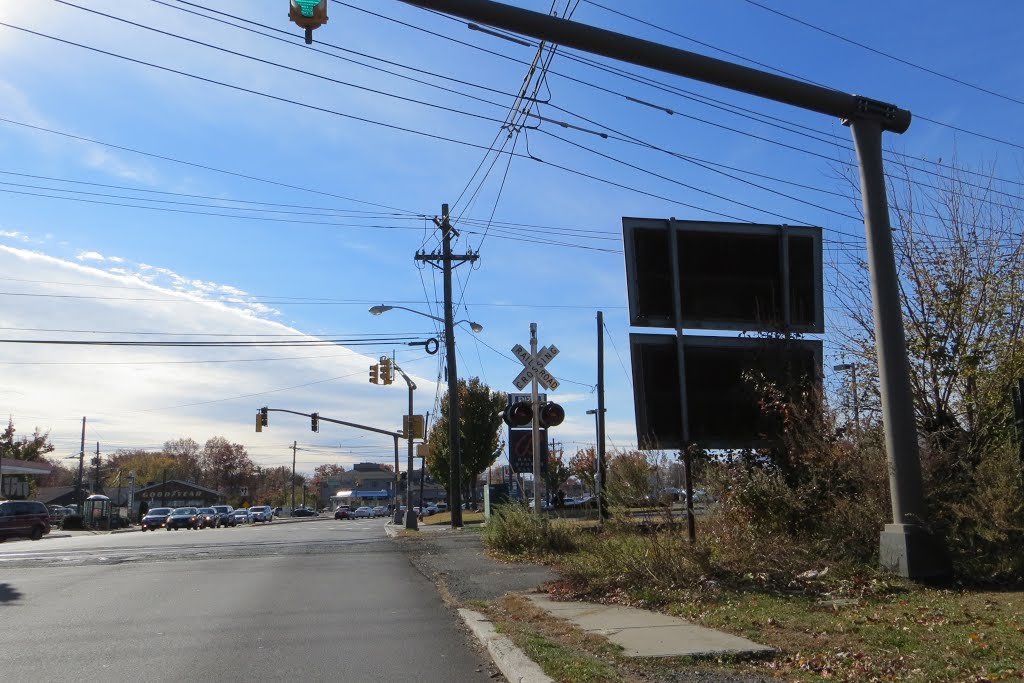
[391,360,419,530]
[392,0,947,579]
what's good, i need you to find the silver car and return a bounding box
[232,509,252,524]
[248,506,273,523]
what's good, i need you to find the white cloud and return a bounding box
[0,244,423,470]
[76,251,106,262]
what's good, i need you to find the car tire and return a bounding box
[30,525,43,541]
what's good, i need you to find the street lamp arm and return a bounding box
[369,304,483,333]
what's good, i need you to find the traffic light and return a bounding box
[503,400,533,427]
[311,412,319,433]
[256,407,268,432]
[376,358,391,385]
[289,0,328,44]
[369,363,379,384]
[539,402,565,428]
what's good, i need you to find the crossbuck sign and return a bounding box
[512,343,560,391]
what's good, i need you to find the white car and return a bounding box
[352,506,375,518]
[372,505,387,517]
[248,506,273,523]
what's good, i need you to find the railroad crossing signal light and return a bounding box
[369,364,379,384]
[503,401,533,427]
[539,402,565,428]
[380,357,394,385]
[288,0,328,44]
[311,412,320,433]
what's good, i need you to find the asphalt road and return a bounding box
[0,518,502,682]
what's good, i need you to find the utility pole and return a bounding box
[291,441,297,511]
[415,203,478,529]
[419,412,430,516]
[93,442,101,492]
[77,416,86,509]
[596,311,608,523]
[834,362,860,433]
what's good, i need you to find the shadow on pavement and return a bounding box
[0,582,24,604]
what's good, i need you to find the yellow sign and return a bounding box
[402,415,425,440]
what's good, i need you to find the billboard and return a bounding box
[630,334,822,449]
[623,218,823,333]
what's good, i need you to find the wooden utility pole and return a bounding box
[415,203,478,528]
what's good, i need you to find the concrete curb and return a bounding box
[458,608,553,683]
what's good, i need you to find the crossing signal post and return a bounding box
[288,0,328,44]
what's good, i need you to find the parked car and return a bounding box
[435,502,448,513]
[249,505,273,523]
[372,505,388,517]
[196,508,218,528]
[47,505,69,526]
[352,506,375,518]
[232,509,252,524]
[210,505,235,527]
[334,507,351,520]
[291,507,317,517]
[0,500,51,542]
[424,504,439,515]
[166,507,200,530]
[140,507,174,531]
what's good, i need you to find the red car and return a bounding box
[0,500,51,542]
[334,506,352,520]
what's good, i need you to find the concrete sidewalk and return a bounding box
[390,522,774,682]
[526,593,774,658]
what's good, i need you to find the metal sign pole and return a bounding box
[530,323,541,514]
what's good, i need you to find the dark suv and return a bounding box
[0,500,51,542]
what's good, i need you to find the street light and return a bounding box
[369,303,483,528]
[368,305,483,333]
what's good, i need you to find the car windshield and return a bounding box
[171,508,194,515]
[147,508,173,516]
[199,509,214,514]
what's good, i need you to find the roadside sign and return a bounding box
[509,429,549,474]
[511,343,560,390]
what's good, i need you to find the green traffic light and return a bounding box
[293,0,322,17]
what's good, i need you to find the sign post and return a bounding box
[512,324,558,514]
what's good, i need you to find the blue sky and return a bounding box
[1,0,1021,475]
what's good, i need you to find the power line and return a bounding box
[738,0,1024,108]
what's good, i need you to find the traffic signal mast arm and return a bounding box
[255,407,401,439]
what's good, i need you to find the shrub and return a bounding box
[485,504,576,555]
[60,514,84,530]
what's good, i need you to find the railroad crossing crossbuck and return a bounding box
[512,343,559,390]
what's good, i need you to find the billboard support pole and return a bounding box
[668,219,696,542]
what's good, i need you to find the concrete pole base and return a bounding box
[879,524,951,580]
[404,511,418,531]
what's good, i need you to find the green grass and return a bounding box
[421,510,485,525]
[492,525,1024,682]
[490,597,623,683]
